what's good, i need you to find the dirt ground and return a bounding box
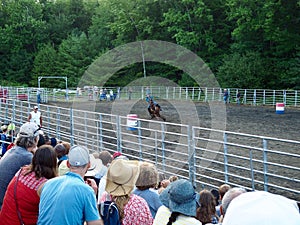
[84,99,300,141]
[53,99,300,200]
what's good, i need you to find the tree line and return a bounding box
[0,0,299,89]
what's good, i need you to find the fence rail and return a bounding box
[0,99,299,202]
[0,86,299,107]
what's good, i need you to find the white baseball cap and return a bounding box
[19,122,40,137]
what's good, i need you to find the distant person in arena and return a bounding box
[148,99,166,121]
[28,106,42,127]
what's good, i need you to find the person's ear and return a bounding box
[87,161,91,170]
[66,160,71,168]
[220,205,224,215]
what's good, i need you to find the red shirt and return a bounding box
[0,170,47,225]
[122,194,153,225]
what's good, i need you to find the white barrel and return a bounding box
[127,114,138,131]
[276,103,285,114]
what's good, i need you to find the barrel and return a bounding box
[276,103,285,114]
[127,114,138,130]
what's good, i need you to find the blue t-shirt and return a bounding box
[38,172,100,225]
[133,188,162,218]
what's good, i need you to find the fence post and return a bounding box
[295,90,298,107]
[263,139,268,192]
[70,108,74,146]
[189,125,196,187]
[5,100,9,122]
[166,87,169,100]
[116,115,122,153]
[263,90,266,105]
[98,114,103,152]
[223,132,229,183]
[138,119,143,160]
[283,90,286,105]
[56,108,61,140]
[249,149,255,190]
[161,123,166,172]
[12,100,16,124]
[185,88,188,100]
[192,87,195,100]
[154,131,158,166]
[253,89,256,105]
[205,88,208,102]
[84,111,87,147]
[273,90,276,106]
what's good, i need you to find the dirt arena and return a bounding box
[53,99,300,200]
[81,99,300,141]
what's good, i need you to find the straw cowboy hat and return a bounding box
[105,159,140,196]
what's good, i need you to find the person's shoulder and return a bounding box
[130,194,149,205]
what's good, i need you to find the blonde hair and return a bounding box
[113,195,130,221]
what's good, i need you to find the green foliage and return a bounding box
[0,0,299,89]
[217,51,268,89]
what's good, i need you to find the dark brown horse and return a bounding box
[148,99,166,121]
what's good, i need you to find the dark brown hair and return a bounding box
[27,145,58,179]
[196,189,218,224]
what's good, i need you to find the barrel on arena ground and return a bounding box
[276,103,285,114]
[127,114,138,130]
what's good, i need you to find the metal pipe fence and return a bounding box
[0,99,299,202]
[0,86,299,107]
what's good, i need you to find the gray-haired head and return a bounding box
[222,187,247,215]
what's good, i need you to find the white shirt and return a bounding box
[30,111,41,126]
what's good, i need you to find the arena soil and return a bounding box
[52,99,300,200]
[61,99,300,140]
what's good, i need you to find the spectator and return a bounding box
[210,188,220,206]
[0,145,57,225]
[196,189,219,224]
[0,122,40,209]
[236,91,241,105]
[36,88,41,104]
[128,88,133,100]
[219,187,246,223]
[61,141,71,155]
[97,151,113,179]
[134,162,162,218]
[223,89,229,104]
[28,106,42,127]
[155,172,166,193]
[1,124,8,156]
[218,184,231,201]
[153,179,201,225]
[54,144,69,176]
[37,145,103,225]
[222,191,300,225]
[97,152,126,204]
[216,184,231,216]
[37,133,46,147]
[104,159,153,225]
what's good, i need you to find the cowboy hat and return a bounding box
[105,159,139,196]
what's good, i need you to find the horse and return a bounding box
[148,99,166,121]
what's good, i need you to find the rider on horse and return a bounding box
[147,96,166,121]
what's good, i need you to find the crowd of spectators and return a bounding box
[0,121,299,225]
